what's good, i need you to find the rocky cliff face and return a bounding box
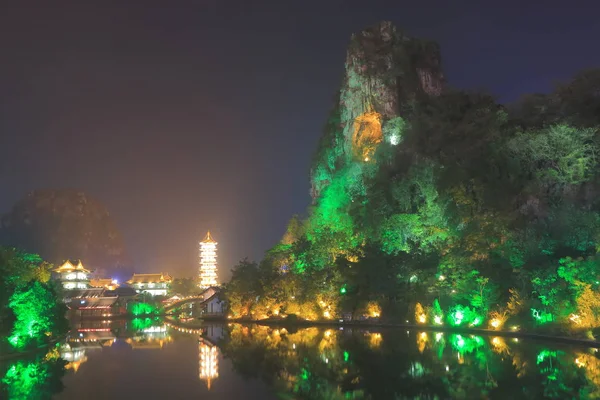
[310,21,444,199]
[0,189,129,272]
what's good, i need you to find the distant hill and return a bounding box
[0,189,130,275]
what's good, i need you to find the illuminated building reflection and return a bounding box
[126,324,172,349]
[199,338,219,390]
[60,344,88,373]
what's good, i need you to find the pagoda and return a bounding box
[199,231,218,289]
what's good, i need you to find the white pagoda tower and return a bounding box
[199,231,218,289]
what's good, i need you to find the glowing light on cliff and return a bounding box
[352,111,382,160]
[199,231,218,289]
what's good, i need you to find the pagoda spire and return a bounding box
[202,230,216,243]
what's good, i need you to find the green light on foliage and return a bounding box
[130,302,160,316]
[340,285,347,294]
[301,368,310,381]
[537,349,558,365]
[343,351,349,362]
[453,310,464,325]
[449,334,485,356]
[130,317,161,331]
[1,351,63,399]
[447,305,482,327]
[8,281,61,349]
[531,308,554,324]
[434,315,443,325]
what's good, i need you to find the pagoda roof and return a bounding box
[89,278,119,289]
[202,231,217,244]
[54,260,90,274]
[127,273,173,284]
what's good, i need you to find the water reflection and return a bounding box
[219,325,600,399]
[2,321,600,399]
[199,338,219,389]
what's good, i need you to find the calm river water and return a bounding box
[1,319,600,399]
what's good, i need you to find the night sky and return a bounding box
[1,1,598,279]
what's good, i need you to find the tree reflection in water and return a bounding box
[0,347,67,400]
[2,323,599,399]
[219,324,600,399]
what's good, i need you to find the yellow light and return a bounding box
[490,319,501,329]
[323,310,331,319]
[569,314,581,325]
[273,309,279,316]
[368,332,382,348]
[418,314,426,324]
[352,111,382,161]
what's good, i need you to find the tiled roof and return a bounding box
[127,273,172,284]
[89,279,113,288]
[54,260,90,274]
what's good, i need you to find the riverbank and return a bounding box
[229,318,600,349]
[0,338,63,362]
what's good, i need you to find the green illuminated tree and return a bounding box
[8,281,68,350]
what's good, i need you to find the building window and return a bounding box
[66,273,76,280]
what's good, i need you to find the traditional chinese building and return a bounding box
[127,273,172,296]
[53,260,90,290]
[200,288,225,316]
[199,231,218,289]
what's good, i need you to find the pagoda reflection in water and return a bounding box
[199,337,219,390]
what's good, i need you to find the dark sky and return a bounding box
[1,0,598,280]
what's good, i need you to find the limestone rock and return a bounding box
[310,21,444,200]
